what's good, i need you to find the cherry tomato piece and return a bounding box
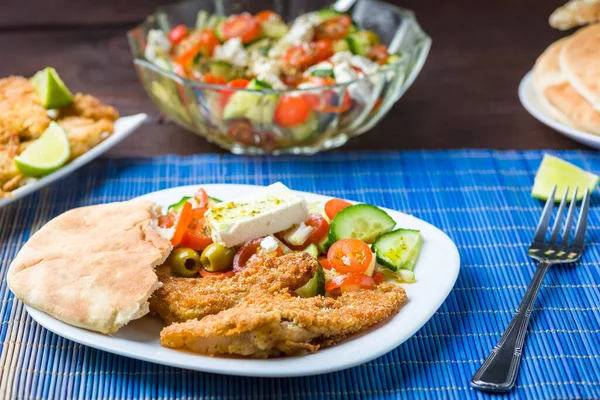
[255,10,276,23]
[281,45,317,75]
[221,13,261,43]
[227,119,256,145]
[320,90,353,113]
[233,238,284,272]
[168,24,188,45]
[315,15,352,41]
[280,214,330,250]
[327,238,373,274]
[158,212,176,229]
[199,269,235,278]
[180,208,212,250]
[173,29,220,66]
[171,201,193,247]
[194,188,210,208]
[324,198,353,220]
[204,73,227,85]
[325,272,376,293]
[319,257,332,270]
[372,271,385,284]
[367,44,389,65]
[314,40,334,62]
[274,96,310,127]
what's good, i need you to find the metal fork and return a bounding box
[471,185,591,393]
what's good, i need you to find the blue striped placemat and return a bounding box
[1,150,599,399]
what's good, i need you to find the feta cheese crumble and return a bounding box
[213,37,248,67]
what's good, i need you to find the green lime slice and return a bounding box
[532,154,599,201]
[30,67,73,109]
[14,122,70,177]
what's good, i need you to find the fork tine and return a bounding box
[572,189,591,251]
[560,186,579,246]
[549,186,570,245]
[532,185,556,245]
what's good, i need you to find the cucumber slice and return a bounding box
[296,263,325,297]
[208,196,222,203]
[288,113,318,141]
[246,38,272,55]
[261,20,289,39]
[345,30,379,56]
[317,236,330,254]
[333,39,349,53]
[329,204,396,244]
[209,60,234,80]
[311,69,335,79]
[372,229,422,271]
[167,196,191,213]
[303,243,319,259]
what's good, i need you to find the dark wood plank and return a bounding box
[0,0,585,155]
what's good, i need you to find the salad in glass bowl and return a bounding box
[128,0,431,154]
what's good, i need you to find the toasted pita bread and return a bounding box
[559,23,600,112]
[550,0,600,30]
[532,36,580,126]
[7,200,173,334]
[544,81,600,134]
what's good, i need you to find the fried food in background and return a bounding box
[7,201,172,334]
[550,0,600,30]
[150,252,318,325]
[533,16,600,134]
[160,283,407,358]
[0,75,119,196]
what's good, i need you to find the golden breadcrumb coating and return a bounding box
[150,252,319,325]
[0,76,50,141]
[57,116,114,160]
[59,93,119,121]
[160,283,407,358]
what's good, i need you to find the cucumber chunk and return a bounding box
[346,30,379,56]
[246,38,272,55]
[372,229,422,271]
[209,60,234,81]
[288,113,318,141]
[311,69,335,79]
[328,204,395,244]
[167,196,191,213]
[223,78,278,123]
[303,243,319,259]
[296,263,325,297]
[261,20,289,39]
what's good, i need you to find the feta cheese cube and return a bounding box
[331,51,353,66]
[250,56,281,77]
[213,37,248,67]
[257,73,287,89]
[303,61,334,78]
[205,182,309,247]
[351,55,379,75]
[269,13,318,57]
[145,29,172,63]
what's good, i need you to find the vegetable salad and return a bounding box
[159,188,422,297]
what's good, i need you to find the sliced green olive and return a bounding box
[170,247,202,277]
[200,243,235,272]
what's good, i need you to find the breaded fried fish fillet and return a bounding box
[150,252,318,325]
[0,76,50,141]
[160,283,407,358]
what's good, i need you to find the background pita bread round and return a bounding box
[7,200,172,334]
[559,23,600,112]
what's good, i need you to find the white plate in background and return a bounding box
[0,113,148,208]
[519,71,600,150]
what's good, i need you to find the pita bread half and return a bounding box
[544,81,600,135]
[532,36,580,126]
[7,200,173,334]
[550,0,600,30]
[559,23,600,112]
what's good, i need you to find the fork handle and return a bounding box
[471,260,551,392]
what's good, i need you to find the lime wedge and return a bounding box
[532,154,599,201]
[14,122,70,177]
[30,67,73,109]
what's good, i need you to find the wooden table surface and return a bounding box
[1,0,583,156]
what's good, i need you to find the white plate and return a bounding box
[0,113,148,208]
[519,71,600,149]
[25,184,460,377]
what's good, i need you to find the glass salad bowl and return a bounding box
[128,0,431,154]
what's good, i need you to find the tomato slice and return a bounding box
[314,40,334,62]
[255,10,276,23]
[274,95,310,127]
[168,24,188,45]
[171,201,193,247]
[320,91,353,113]
[227,119,256,145]
[315,15,352,41]
[194,188,210,208]
[180,209,212,250]
[233,238,284,272]
[281,45,317,75]
[324,198,352,220]
[221,13,261,43]
[327,238,373,274]
[204,73,227,85]
[367,44,389,65]
[173,29,220,66]
[319,257,332,270]
[372,271,385,284]
[325,273,376,293]
[158,212,176,229]
[199,269,235,278]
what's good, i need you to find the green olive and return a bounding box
[200,243,235,272]
[170,247,202,277]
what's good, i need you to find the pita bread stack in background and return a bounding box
[532,0,600,134]
[7,200,173,334]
